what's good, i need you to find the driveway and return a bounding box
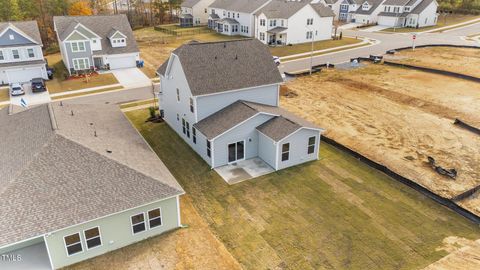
[10,84,51,107]
[111,68,151,88]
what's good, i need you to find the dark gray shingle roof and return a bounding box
[0,21,42,45]
[311,3,336,17]
[209,0,271,13]
[257,116,303,141]
[157,39,283,96]
[53,15,139,55]
[0,103,183,247]
[193,100,320,140]
[354,0,385,15]
[383,0,410,5]
[182,0,202,8]
[256,1,334,18]
[410,0,436,14]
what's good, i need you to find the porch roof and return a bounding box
[209,13,220,19]
[267,26,287,34]
[218,18,240,25]
[179,13,194,19]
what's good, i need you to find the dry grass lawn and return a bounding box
[269,37,362,57]
[123,109,480,270]
[385,46,480,79]
[45,53,119,94]
[282,63,480,215]
[135,28,245,78]
[0,88,9,102]
[64,196,241,270]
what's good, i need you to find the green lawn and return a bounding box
[382,14,480,33]
[45,53,119,94]
[127,109,480,270]
[270,37,362,57]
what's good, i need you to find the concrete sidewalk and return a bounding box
[280,37,374,61]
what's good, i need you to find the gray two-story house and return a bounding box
[157,39,323,176]
[53,15,140,75]
[0,21,48,84]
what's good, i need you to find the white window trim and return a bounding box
[63,232,83,257]
[73,58,90,70]
[83,226,103,250]
[131,212,147,235]
[70,41,86,53]
[12,49,19,59]
[281,143,290,161]
[0,50,4,61]
[147,207,163,230]
[307,136,316,154]
[27,48,35,58]
[227,139,246,164]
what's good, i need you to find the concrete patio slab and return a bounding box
[215,157,275,184]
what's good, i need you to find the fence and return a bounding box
[154,24,211,37]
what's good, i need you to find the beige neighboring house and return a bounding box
[180,0,217,26]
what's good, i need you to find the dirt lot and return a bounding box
[282,64,480,215]
[65,196,241,270]
[384,47,480,78]
[126,109,480,270]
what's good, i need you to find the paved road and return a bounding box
[280,24,480,73]
[64,23,480,104]
[61,85,156,105]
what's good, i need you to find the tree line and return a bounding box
[438,0,480,13]
[0,0,181,50]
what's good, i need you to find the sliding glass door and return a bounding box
[228,141,245,163]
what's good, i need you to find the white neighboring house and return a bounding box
[180,0,217,26]
[0,21,48,85]
[53,15,140,75]
[351,0,386,24]
[157,39,323,174]
[351,0,437,26]
[207,0,272,36]
[377,0,438,27]
[255,0,334,45]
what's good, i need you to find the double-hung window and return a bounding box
[176,88,180,102]
[148,208,162,228]
[64,233,83,256]
[207,140,211,157]
[71,41,85,52]
[27,48,35,58]
[192,127,197,144]
[307,18,313,25]
[0,50,3,60]
[73,58,89,70]
[307,136,316,154]
[84,227,102,249]
[131,213,146,234]
[281,143,290,161]
[190,97,194,113]
[182,118,186,134]
[186,121,190,138]
[12,49,19,59]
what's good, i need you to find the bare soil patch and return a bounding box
[64,196,241,270]
[282,64,480,215]
[384,47,480,79]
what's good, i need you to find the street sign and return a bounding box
[412,34,416,40]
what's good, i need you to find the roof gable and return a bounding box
[0,22,42,46]
[210,0,272,13]
[65,30,89,41]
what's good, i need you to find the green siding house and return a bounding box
[0,103,184,269]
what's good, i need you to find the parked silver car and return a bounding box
[10,83,25,96]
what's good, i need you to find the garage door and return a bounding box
[6,67,43,83]
[108,55,136,70]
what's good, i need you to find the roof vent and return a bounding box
[215,55,217,60]
[106,150,112,154]
[235,54,238,60]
